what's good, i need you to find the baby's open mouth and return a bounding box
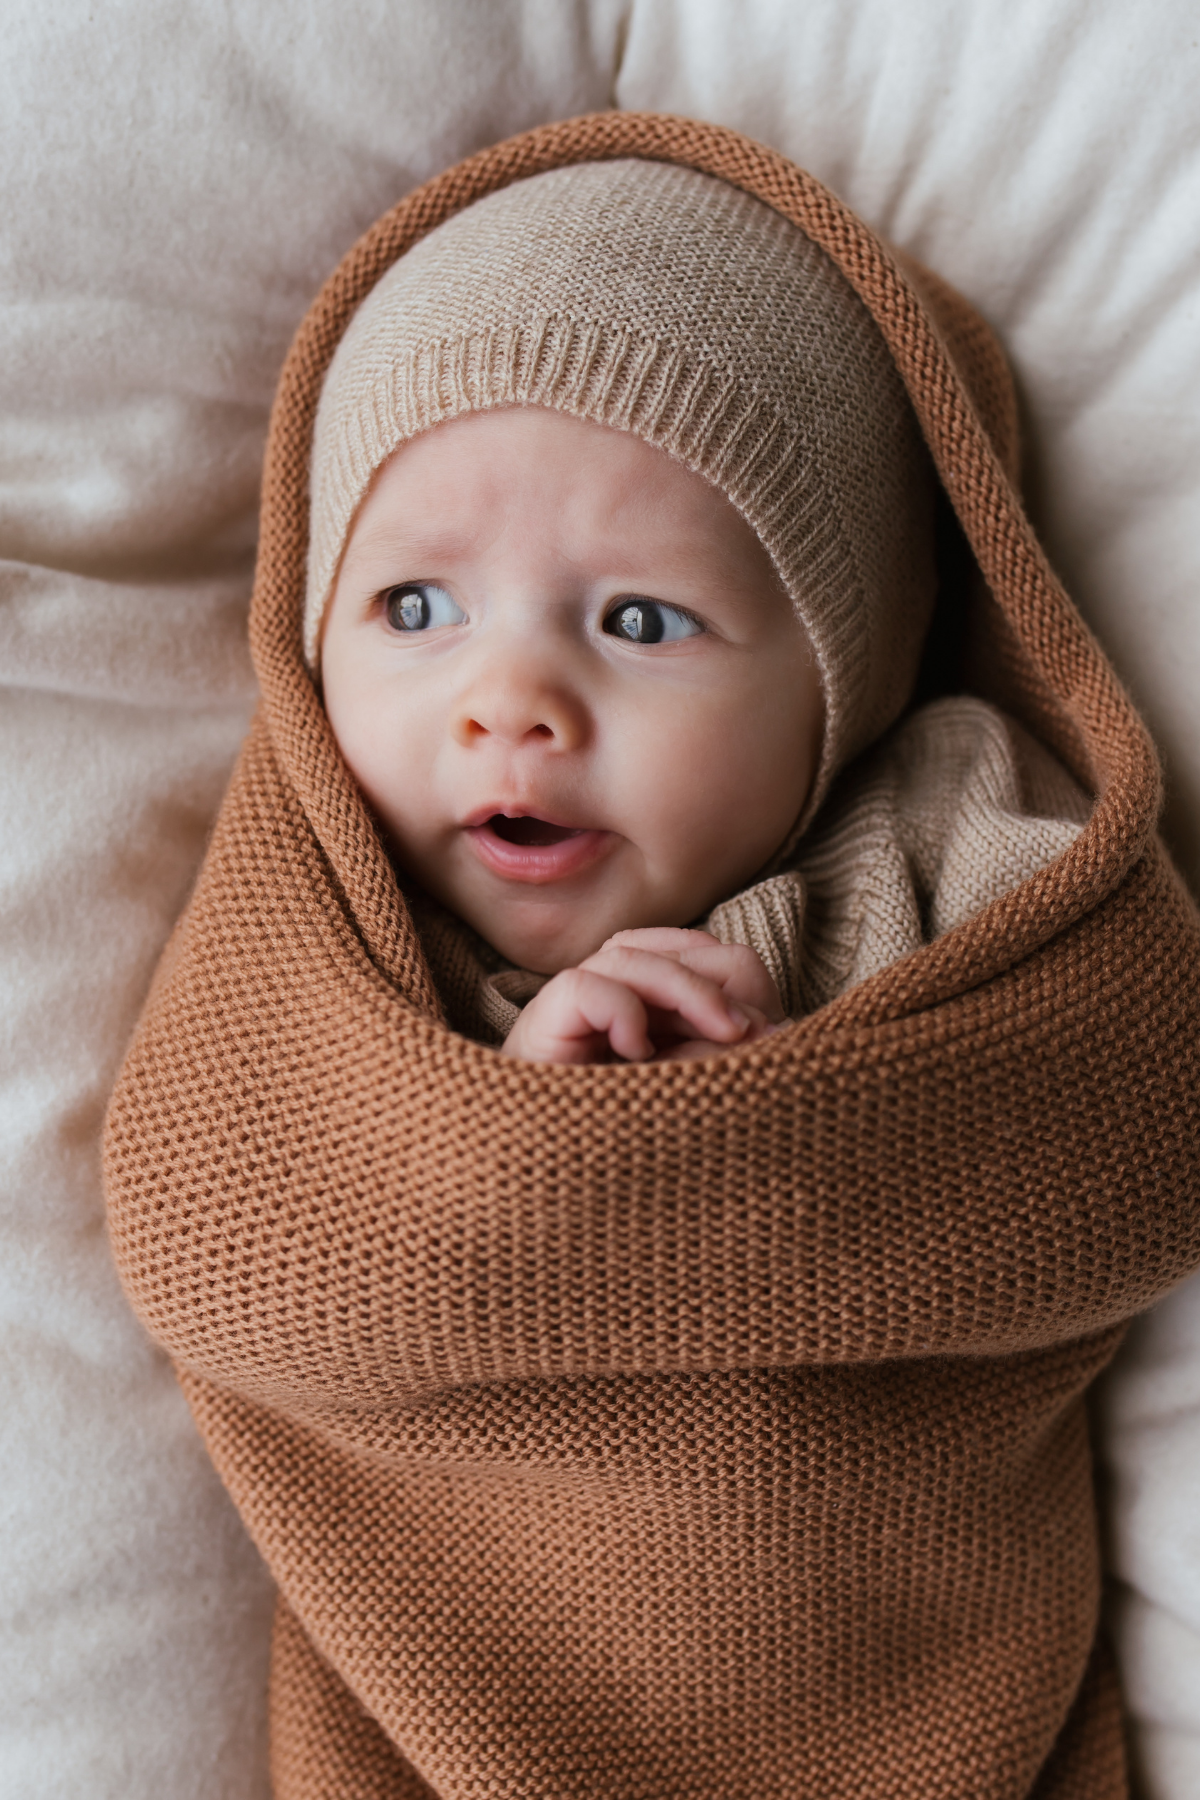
[466,812,613,884]
[486,814,583,847]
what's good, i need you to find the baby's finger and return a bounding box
[602,928,722,956]
[600,931,785,1023]
[658,1018,783,1062]
[579,945,752,1044]
[670,941,785,1022]
[503,968,655,1065]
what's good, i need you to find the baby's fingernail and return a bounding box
[727,1005,751,1031]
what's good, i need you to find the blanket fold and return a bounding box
[105,114,1200,1799]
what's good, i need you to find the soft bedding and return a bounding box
[3,1,1198,1794]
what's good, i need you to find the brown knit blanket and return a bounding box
[104,116,1200,1799]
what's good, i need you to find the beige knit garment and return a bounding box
[412,696,1090,1045]
[306,159,938,824]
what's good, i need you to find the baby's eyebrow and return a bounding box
[343,521,474,571]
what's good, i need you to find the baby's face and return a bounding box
[321,408,822,973]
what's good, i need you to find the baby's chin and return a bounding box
[410,849,638,972]
[474,907,638,975]
[453,886,686,974]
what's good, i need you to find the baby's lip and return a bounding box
[463,809,616,884]
[461,803,587,832]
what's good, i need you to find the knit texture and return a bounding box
[305,159,938,821]
[103,115,1200,1800]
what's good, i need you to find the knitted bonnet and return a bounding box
[306,158,938,821]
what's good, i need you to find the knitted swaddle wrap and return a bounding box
[104,116,1200,1799]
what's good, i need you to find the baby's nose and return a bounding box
[452,665,588,751]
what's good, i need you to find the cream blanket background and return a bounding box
[1,2,1197,1795]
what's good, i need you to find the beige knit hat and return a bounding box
[306,158,937,822]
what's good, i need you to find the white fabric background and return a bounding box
[1,2,1197,1794]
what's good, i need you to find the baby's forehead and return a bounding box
[344,406,788,596]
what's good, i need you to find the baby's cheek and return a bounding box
[322,656,437,849]
[644,741,780,881]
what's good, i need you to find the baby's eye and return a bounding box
[383,583,465,633]
[603,597,703,644]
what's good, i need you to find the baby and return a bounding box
[113,139,1184,1800]
[308,158,1072,1065]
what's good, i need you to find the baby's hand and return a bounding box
[500,928,785,1065]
